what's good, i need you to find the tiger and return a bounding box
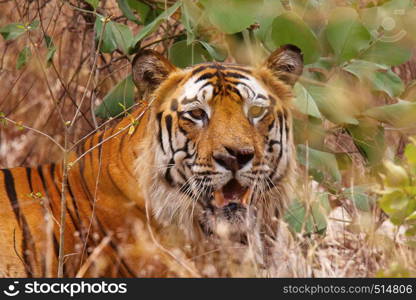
[0,44,303,277]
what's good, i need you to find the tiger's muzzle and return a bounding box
[211,146,254,210]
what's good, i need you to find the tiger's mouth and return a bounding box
[211,179,252,211]
[200,179,253,239]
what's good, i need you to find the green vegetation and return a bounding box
[1,0,416,277]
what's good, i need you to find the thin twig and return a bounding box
[2,117,65,151]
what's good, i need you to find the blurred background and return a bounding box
[1,0,416,277]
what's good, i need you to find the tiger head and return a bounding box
[133,45,303,241]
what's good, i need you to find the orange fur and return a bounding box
[0,45,303,277]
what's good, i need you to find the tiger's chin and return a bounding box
[199,179,256,243]
[200,209,253,244]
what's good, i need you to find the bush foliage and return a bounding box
[1,0,416,276]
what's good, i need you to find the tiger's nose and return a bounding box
[213,146,254,171]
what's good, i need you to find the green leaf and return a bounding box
[253,0,284,42]
[343,59,388,79]
[86,0,100,9]
[199,41,226,61]
[364,100,416,128]
[0,20,39,41]
[293,83,322,119]
[271,12,321,64]
[371,69,404,97]
[95,17,133,54]
[169,40,212,68]
[300,83,359,125]
[95,16,117,53]
[326,7,371,63]
[117,0,141,24]
[128,0,150,23]
[44,35,56,67]
[131,1,181,48]
[379,190,413,225]
[361,41,412,67]
[111,22,133,55]
[344,60,404,97]
[95,74,135,118]
[347,119,385,166]
[16,46,31,70]
[284,193,330,235]
[200,0,263,34]
[296,144,341,183]
[404,141,416,167]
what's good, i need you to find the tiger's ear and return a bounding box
[132,49,177,97]
[264,44,303,86]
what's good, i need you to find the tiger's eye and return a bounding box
[189,108,206,120]
[249,106,266,119]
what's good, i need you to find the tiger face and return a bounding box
[133,45,303,240]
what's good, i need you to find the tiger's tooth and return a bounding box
[241,188,253,206]
[212,190,228,208]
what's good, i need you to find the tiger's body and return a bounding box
[0,107,152,277]
[0,45,303,277]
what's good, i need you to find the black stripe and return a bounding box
[49,163,82,242]
[268,112,285,182]
[97,131,104,152]
[164,158,175,186]
[235,81,255,97]
[2,169,20,221]
[1,169,34,276]
[165,115,174,153]
[268,140,281,153]
[37,165,60,262]
[195,72,216,83]
[50,163,56,179]
[156,112,165,154]
[200,81,212,91]
[225,84,242,98]
[191,65,209,75]
[277,112,284,162]
[178,124,188,136]
[67,183,84,233]
[283,109,289,137]
[268,119,275,132]
[37,166,47,192]
[26,167,33,191]
[224,72,249,80]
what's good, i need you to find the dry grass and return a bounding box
[1,0,416,277]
